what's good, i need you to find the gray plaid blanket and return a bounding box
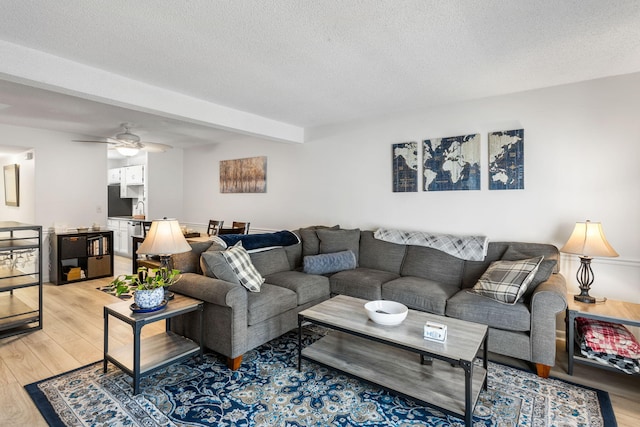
[374,228,489,261]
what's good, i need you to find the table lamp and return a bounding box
[137,218,191,296]
[560,220,618,303]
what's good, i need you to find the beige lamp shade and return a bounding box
[560,220,618,258]
[137,218,191,256]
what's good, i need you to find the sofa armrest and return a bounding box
[529,273,567,366]
[170,273,248,358]
[171,273,247,308]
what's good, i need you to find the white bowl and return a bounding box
[364,300,408,326]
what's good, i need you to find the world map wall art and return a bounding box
[423,134,480,191]
[391,129,524,192]
[488,129,524,190]
[392,142,418,192]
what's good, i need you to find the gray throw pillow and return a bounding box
[316,228,361,265]
[299,225,340,257]
[303,250,357,275]
[502,246,557,299]
[200,251,240,284]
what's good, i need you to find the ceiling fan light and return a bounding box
[116,146,139,157]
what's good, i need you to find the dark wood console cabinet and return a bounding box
[50,230,114,285]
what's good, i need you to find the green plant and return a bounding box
[109,266,181,296]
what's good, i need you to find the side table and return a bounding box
[566,296,640,375]
[104,293,204,394]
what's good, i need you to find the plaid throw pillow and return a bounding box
[468,256,543,304]
[221,242,264,292]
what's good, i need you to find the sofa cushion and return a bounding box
[330,268,400,300]
[264,270,330,305]
[284,242,303,270]
[170,241,213,274]
[249,247,291,276]
[246,283,297,325]
[381,276,459,315]
[299,225,340,257]
[446,290,531,332]
[501,246,557,299]
[401,245,464,287]
[303,250,356,275]
[358,230,406,274]
[200,251,241,284]
[317,228,361,264]
[221,242,265,292]
[469,256,543,304]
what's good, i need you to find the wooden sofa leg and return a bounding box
[535,363,551,378]
[227,356,243,370]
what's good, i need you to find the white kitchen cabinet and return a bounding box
[107,219,131,256]
[120,165,144,198]
[107,168,121,184]
[124,165,144,185]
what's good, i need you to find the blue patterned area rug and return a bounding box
[26,327,616,427]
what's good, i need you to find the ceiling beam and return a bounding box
[0,40,304,144]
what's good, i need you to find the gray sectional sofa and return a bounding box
[168,227,567,377]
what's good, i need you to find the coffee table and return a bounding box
[298,295,488,427]
[103,293,204,394]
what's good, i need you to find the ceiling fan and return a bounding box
[74,123,172,156]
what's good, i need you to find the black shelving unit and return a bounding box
[0,221,43,339]
[50,230,114,285]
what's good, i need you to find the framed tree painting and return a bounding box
[3,164,19,206]
[220,156,267,193]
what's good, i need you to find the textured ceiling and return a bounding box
[0,0,639,145]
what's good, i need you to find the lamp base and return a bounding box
[574,293,596,304]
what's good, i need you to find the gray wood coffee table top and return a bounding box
[300,294,487,362]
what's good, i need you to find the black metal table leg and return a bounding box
[103,306,109,373]
[483,332,488,390]
[462,359,473,427]
[297,315,303,371]
[567,310,575,375]
[133,323,142,394]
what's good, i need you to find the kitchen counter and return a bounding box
[108,216,147,222]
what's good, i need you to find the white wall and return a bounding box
[183,73,640,303]
[0,124,109,281]
[147,148,184,220]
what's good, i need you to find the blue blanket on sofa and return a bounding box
[213,230,300,251]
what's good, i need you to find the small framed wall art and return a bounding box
[3,163,19,206]
[488,129,524,190]
[392,142,418,192]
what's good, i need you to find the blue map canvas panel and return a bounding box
[489,129,524,190]
[423,134,480,191]
[392,142,418,192]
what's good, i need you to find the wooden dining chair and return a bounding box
[218,227,245,235]
[207,220,224,236]
[231,221,250,234]
[141,221,152,237]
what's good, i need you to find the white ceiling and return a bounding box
[0,0,639,147]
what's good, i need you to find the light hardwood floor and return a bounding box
[1,256,638,426]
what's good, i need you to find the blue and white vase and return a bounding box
[134,287,165,308]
